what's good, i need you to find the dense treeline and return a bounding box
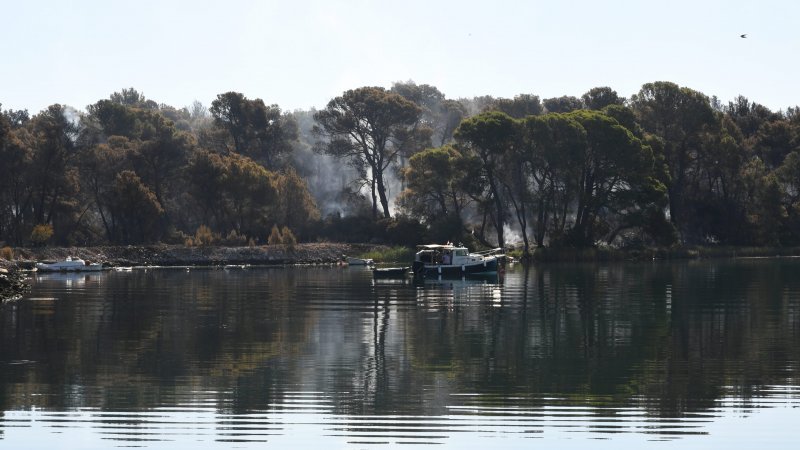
[1,82,799,254]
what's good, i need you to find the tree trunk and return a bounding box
[376,171,391,218]
[535,196,547,247]
[486,169,504,248]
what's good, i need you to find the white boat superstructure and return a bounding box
[347,257,374,266]
[36,256,103,272]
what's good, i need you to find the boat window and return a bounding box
[455,249,467,256]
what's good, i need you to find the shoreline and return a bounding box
[2,243,800,270]
[1,243,381,302]
[4,243,800,302]
[0,243,384,271]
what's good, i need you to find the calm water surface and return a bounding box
[2,259,800,449]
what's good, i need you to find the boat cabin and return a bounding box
[415,244,490,266]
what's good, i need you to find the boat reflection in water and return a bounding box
[34,270,104,287]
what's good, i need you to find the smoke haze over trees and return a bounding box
[2,81,799,253]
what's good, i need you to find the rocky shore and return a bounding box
[0,243,383,271]
[0,243,385,301]
[0,268,30,301]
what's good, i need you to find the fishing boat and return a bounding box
[411,244,503,278]
[35,256,103,272]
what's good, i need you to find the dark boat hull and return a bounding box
[412,257,499,278]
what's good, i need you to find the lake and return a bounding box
[2,259,800,449]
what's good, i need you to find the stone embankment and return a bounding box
[0,268,29,301]
[1,243,381,270]
[0,243,383,301]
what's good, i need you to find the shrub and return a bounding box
[194,225,216,246]
[381,216,425,247]
[30,224,54,246]
[224,229,247,246]
[268,225,283,245]
[424,214,465,245]
[1,246,14,260]
[281,226,297,251]
[359,246,415,263]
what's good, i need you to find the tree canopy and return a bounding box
[313,86,424,219]
[1,81,799,251]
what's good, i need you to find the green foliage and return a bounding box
[454,110,518,248]
[398,145,473,221]
[30,224,54,246]
[110,171,164,244]
[379,216,426,247]
[209,91,298,169]
[424,214,466,245]
[582,87,624,110]
[2,83,800,251]
[391,81,462,146]
[505,247,525,260]
[359,246,416,263]
[187,151,281,240]
[314,86,424,219]
[543,96,583,113]
[752,175,784,246]
[488,94,543,118]
[630,82,716,242]
[275,168,320,240]
[318,214,377,243]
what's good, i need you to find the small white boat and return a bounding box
[346,257,374,266]
[35,256,103,272]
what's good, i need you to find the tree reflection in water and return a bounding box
[1,260,799,444]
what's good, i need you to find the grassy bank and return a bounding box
[356,246,416,264]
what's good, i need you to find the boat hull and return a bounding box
[36,260,103,272]
[412,257,499,277]
[36,264,103,272]
[347,257,374,266]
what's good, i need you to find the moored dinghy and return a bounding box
[346,256,374,266]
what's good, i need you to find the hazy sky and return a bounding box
[2,0,798,114]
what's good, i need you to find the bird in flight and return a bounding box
[740,34,747,38]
